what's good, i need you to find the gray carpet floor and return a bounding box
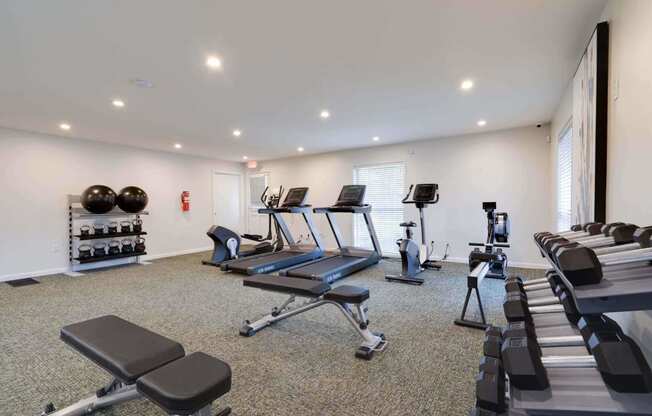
[0,253,544,416]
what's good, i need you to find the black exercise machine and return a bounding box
[279,185,382,283]
[385,183,448,285]
[469,201,510,279]
[202,186,284,266]
[221,187,325,275]
[454,202,510,330]
[38,315,231,416]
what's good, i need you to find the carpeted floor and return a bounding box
[0,253,544,416]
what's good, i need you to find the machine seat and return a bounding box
[324,285,369,304]
[243,275,331,297]
[60,315,185,384]
[137,352,232,415]
[399,221,417,228]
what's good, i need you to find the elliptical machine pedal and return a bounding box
[385,184,446,285]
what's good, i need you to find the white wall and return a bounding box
[549,0,652,360]
[251,125,552,268]
[0,127,243,280]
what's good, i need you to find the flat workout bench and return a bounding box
[241,275,386,360]
[41,315,231,416]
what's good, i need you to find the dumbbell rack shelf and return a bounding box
[74,251,148,264]
[75,231,148,240]
[534,238,652,314]
[68,194,149,274]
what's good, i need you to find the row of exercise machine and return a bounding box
[39,183,513,415]
[470,221,652,415]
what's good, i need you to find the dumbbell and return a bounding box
[478,316,616,414]
[505,272,565,296]
[543,223,637,259]
[534,222,604,242]
[554,234,652,286]
[501,329,652,393]
[484,314,620,359]
[547,224,642,261]
[502,289,579,324]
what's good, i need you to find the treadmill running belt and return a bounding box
[230,251,303,269]
[288,255,365,276]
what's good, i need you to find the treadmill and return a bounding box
[220,187,324,275]
[280,185,382,283]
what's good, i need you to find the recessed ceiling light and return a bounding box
[320,110,330,119]
[59,122,71,131]
[233,129,242,137]
[174,143,183,149]
[112,99,125,108]
[460,79,474,91]
[242,156,248,160]
[372,136,380,142]
[297,147,305,152]
[206,55,222,69]
[477,119,487,127]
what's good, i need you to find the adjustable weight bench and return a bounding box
[240,275,387,360]
[40,315,231,416]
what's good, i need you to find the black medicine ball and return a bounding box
[116,186,149,213]
[80,185,117,214]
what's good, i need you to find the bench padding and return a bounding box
[60,315,185,384]
[324,285,369,304]
[137,352,231,415]
[243,274,331,297]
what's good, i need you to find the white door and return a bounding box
[212,172,242,232]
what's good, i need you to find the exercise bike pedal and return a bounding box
[215,406,232,416]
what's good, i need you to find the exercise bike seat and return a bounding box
[137,352,232,415]
[60,315,185,384]
[399,221,417,228]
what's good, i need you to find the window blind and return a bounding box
[557,126,573,231]
[353,162,405,255]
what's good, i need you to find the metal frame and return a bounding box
[454,261,490,330]
[40,378,230,416]
[241,293,386,358]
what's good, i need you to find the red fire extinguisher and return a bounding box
[181,191,190,212]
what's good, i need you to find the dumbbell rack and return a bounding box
[68,194,149,274]
[474,230,652,416]
[533,238,652,313]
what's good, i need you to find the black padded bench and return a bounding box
[241,274,385,360]
[41,315,231,416]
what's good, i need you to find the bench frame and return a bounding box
[240,293,386,359]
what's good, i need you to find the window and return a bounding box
[557,124,573,231]
[353,162,405,255]
[248,173,268,207]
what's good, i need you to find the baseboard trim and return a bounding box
[143,246,212,261]
[0,267,68,283]
[0,246,213,282]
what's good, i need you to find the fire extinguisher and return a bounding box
[181,191,190,212]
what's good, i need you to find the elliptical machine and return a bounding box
[468,202,510,279]
[202,186,284,266]
[386,183,448,285]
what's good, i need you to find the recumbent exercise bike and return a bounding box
[386,183,448,285]
[202,186,285,266]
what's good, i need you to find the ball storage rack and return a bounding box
[67,194,149,275]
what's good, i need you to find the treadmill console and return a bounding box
[413,183,439,202]
[282,187,309,207]
[334,185,366,206]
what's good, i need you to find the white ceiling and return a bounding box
[0,0,606,161]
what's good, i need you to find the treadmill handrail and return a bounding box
[259,206,313,214]
[313,205,371,214]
